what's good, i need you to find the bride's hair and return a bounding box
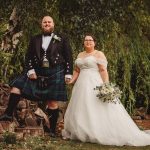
[84,32,97,42]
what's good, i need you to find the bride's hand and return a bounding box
[65,78,74,84]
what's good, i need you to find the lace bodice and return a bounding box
[75,56,107,70]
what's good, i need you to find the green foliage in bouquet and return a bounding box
[94,83,122,104]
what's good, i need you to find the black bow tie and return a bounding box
[43,32,52,36]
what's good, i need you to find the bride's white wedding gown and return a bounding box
[62,56,150,146]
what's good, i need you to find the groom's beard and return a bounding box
[42,27,54,34]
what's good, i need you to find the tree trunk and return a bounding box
[1,7,23,53]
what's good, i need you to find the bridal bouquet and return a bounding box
[94,83,122,103]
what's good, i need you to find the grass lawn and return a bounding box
[0,136,150,150]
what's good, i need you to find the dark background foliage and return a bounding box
[0,0,149,114]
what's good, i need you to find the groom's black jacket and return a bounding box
[25,32,73,75]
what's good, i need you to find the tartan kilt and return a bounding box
[9,65,68,101]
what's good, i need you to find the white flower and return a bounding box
[53,34,61,42]
[94,83,122,104]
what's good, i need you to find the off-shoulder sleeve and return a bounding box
[75,52,82,65]
[75,59,78,65]
[97,58,108,68]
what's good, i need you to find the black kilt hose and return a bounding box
[10,65,67,101]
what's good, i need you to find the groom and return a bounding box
[0,16,73,137]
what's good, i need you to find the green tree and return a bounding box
[0,0,149,114]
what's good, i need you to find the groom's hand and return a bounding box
[29,73,37,80]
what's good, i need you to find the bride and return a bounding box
[62,33,150,146]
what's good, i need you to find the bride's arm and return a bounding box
[98,64,109,83]
[68,66,80,84]
[96,51,109,83]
